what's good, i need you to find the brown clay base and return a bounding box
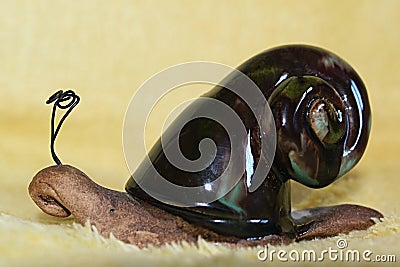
[28,165,383,248]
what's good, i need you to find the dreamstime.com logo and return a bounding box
[257,239,397,263]
[123,62,276,207]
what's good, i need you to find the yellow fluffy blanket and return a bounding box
[1,1,399,266]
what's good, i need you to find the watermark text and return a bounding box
[257,239,396,263]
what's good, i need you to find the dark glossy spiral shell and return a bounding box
[126,45,371,238]
[239,46,371,188]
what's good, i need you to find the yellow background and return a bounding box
[1,0,399,266]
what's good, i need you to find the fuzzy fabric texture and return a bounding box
[1,1,399,266]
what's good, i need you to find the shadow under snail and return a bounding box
[28,44,382,248]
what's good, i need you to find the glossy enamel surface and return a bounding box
[126,45,371,238]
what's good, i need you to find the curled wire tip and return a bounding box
[46,90,63,104]
[46,89,80,165]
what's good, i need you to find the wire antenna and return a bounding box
[46,90,80,165]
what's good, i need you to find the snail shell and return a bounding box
[125,45,371,238]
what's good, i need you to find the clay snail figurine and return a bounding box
[29,45,382,248]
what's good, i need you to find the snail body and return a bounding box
[29,45,381,248]
[126,45,371,238]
